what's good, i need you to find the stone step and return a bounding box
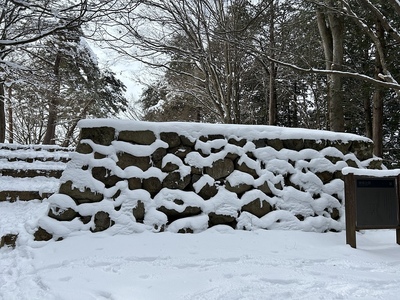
[0,191,53,202]
[0,151,71,163]
[2,156,70,163]
[0,143,73,163]
[0,143,74,152]
[0,143,72,202]
[0,176,60,202]
[0,168,64,178]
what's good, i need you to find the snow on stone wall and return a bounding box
[34,119,382,240]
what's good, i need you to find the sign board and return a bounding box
[356,178,398,228]
[344,173,400,248]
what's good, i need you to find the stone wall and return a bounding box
[35,120,381,240]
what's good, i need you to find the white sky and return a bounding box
[88,41,147,102]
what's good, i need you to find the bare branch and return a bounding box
[264,54,400,92]
[357,0,400,44]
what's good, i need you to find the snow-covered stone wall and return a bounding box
[35,119,382,240]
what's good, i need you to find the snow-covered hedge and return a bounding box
[35,119,382,240]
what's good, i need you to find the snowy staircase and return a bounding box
[0,144,73,201]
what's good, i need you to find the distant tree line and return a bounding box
[1,0,399,168]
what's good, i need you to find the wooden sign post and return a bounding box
[344,172,400,248]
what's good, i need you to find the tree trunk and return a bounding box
[7,86,13,143]
[268,0,277,125]
[61,122,78,147]
[61,97,96,147]
[316,1,345,132]
[291,82,298,127]
[43,52,62,145]
[372,19,385,157]
[363,97,373,139]
[372,87,383,157]
[0,80,5,143]
[268,61,277,125]
[316,7,333,130]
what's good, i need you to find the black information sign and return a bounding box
[356,178,399,228]
[345,173,400,248]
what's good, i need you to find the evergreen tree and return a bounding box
[8,28,128,146]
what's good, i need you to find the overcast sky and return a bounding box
[89,41,147,102]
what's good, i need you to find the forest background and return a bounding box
[0,0,399,168]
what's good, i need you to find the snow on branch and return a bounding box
[265,55,400,95]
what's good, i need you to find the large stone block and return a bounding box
[0,191,52,202]
[143,177,162,194]
[349,140,374,160]
[304,139,327,151]
[198,183,218,200]
[118,130,156,145]
[253,139,267,148]
[157,204,202,222]
[205,158,234,180]
[117,152,151,171]
[225,182,253,195]
[283,139,305,151]
[315,171,333,184]
[237,161,258,178]
[34,227,53,241]
[266,139,284,151]
[160,132,181,148]
[92,167,122,187]
[367,158,383,169]
[330,140,351,154]
[208,212,237,228]
[132,201,145,223]
[128,177,142,190]
[170,146,192,159]
[228,138,247,147]
[48,207,78,221]
[152,147,167,162]
[59,181,103,204]
[163,172,191,189]
[91,211,114,233]
[241,199,272,218]
[80,127,115,146]
[75,142,93,154]
[255,181,273,195]
[192,175,218,199]
[162,161,180,172]
[180,135,195,147]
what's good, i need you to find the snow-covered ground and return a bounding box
[1,124,399,299]
[1,200,400,300]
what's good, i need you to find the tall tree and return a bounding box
[8,29,128,146]
[342,0,400,156]
[0,0,89,143]
[316,0,345,132]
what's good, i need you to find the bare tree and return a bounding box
[95,0,267,124]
